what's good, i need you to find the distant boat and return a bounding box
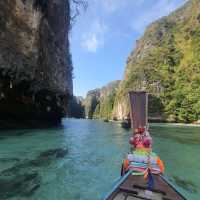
[121,119,131,129]
[103,91,187,200]
[103,119,109,122]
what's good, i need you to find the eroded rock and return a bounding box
[0,0,73,127]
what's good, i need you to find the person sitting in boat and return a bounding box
[129,127,152,149]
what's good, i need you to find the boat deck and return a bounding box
[106,173,186,200]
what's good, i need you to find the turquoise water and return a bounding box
[0,119,199,200]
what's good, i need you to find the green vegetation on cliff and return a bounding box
[93,81,120,120]
[84,89,100,119]
[84,81,120,120]
[84,0,200,123]
[114,0,200,123]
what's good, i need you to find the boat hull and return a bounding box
[103,171,187,200]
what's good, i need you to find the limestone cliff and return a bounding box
[85,0,200,123]
[68,96,85,118]
[84,81,120,120]
[0,0,73,127]
[93,80,120,119]
[113,0,200,123]
[84,89,100,119]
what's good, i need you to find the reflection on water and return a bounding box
[0,119,199,200]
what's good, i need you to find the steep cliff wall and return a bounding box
[84,0,200,123]
[0,0,73,127]
[84,89,100,119]
[84,81,120,120]
[68,96,85,118]
[113,0,200,123]
[93,80,120,119]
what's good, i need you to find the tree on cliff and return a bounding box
[70,0,88,26]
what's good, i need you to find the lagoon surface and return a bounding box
[0,119,199,200]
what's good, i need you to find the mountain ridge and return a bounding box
[84,0,200,123]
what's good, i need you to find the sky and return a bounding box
[70,0,187,97]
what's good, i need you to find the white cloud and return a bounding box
[81,21,108,52]
[131,0,187,34]
[76,0,187,52]
[81,34,99,52]
[99,0,146,13]
[101,0,127,12]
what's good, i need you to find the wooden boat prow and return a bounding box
[104,171,186,200]
[103,91,187,200]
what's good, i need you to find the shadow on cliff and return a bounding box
[0,0,73,129]
[0,72,69,129]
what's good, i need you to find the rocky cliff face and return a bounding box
[85,0,200,123]
[93,80,120,119]
[113,0,200,123]
[68,96,85,118]
[84,89,100,119]
[0,0,73,127]
[84,81,120,120]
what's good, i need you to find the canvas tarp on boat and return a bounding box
[129,91,148,131]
